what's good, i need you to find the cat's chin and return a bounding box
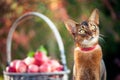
[81,36,98,47]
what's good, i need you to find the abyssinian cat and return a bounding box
[64,9,106,80]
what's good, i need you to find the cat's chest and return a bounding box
[79,66,96,80]
[74,45,102,65]
[74,60,100,80]
[73,45,102,80]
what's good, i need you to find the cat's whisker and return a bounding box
[99,34,105,37]
[99,36,105,47]
[99,34,106,44]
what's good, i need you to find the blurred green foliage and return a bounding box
[0,0,120,80]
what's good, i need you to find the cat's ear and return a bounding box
[88,8,99,25]
[64,19,78,35]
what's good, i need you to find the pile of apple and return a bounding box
[6,50,63,73]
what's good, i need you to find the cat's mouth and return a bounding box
[81,36,98,47]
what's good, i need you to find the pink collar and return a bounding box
[80,45,96,51]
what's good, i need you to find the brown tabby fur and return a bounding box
[64,9,106,80]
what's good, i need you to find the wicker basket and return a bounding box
[3,12,70,80]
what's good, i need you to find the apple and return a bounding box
[39,62,52,72]
[48,60,63,72]
[34,51,48,66]
[6,66,16,72]
[39,59,63,72]
[5,48,64,73]
[15,60,27,73]
[54,65,63,72]
[24,57,36,66]
[27,64,39,73]
[10,60,21,68]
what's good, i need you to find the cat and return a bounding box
[64,9,106,80]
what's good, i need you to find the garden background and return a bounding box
[0,0,120,80]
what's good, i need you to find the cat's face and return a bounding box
[75,20,99,47]
[65,9,99,47]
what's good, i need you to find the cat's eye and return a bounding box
[90,25,96,31]
[78,29,85,34]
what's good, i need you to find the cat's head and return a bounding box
[65,9,99,47]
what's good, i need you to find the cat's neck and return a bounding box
[74,44,102,80]
[79,44,97,51]
[75,42,98,51]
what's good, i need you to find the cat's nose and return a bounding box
[86,31,92,36]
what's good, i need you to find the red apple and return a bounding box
[39,62,52,72]
[6,66,16,72]
[48,60,63,72]
[27,64,39,73]
[10,60,21,68]
[15,60,27,73]
[54,65,63,72]
[34,51,48,66]
[23,57,36,66]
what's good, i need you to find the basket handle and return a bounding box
[6,12,68,71]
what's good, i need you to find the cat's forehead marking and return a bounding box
[80,21,88,26]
